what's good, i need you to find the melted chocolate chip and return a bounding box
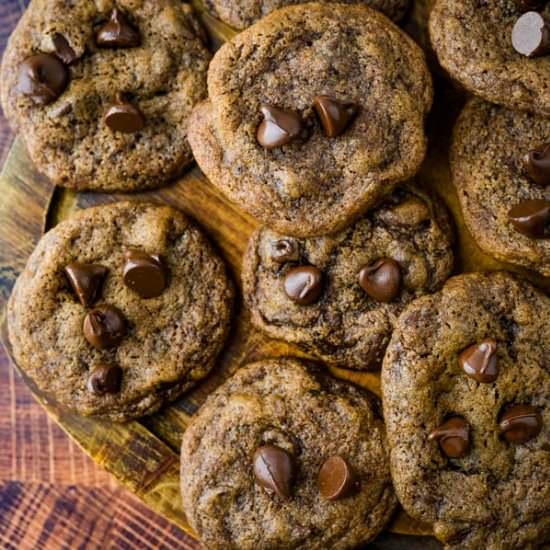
[96,8,141,48]
[271,239,299,263]
[459,338,498,383]
[64,262,108,307]
[257,105,302,149]
[523,143,550,186]
[508,199,550,238]
[284,266,323,305]
[512,11,550,57]
[18,53,69,105]
[499,405,542,443]
[313,96,358,137]
[429,417,470,458]
[83,305,126,350]
[104,101,145,133]
[318,456,357,500]
[52,33,78,64]
[253,445,295,499]
[123,250,166,298]
[358,259,401,303]
[87,364,122,395]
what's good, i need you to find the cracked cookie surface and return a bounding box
[430,0,550,116]
[242,185,454,370]
[452,98,550,277]
[189,3,432,237]
[8,201,234,421]
[382,272,550,550]
[180,358,397,550]
[0,0,210,191]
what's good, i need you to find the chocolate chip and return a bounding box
[512,11,550,57]
[499,405,542,443]
[318,456,357,500]
[271,239,299,263]
[52,33,78,64]
[83,304,126,350]
[64,262,108,307]
[508,199,550,238]
[284,266,323,305]
[257,105,302,149]
[87,364,122,395]
[104,101,145,133]
[96,8,141,48]
[523,143,550,186]
[313,96,358,137]
[18,53,69,105]
[358,259,401,303]
[253,445,295,499]
[513,0,547,12]
[123,250,166,298]
[428,417,470,458]
[459,338,498,383]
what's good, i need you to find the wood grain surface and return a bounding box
[2,1,548,549]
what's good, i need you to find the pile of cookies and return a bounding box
[1,0,549,549]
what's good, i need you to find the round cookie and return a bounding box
[451,98,550,276]
[189,3,433,237]
[7,202,234,421]
[429,0,550,117]
[382,272,550,549]
[204,0,410,30]
[242,185,454,370]
[180,358,397,550]
[0,0,210,192]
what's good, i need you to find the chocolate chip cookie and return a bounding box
[451,98,550,276]
[180,358,397,549]
[382,272,550,549]
[430,0,550,116]
[189,3,433,237]
[242,186,454,370]
[0,0,210,191]
[204,0,410,30]
[7,202,234,421]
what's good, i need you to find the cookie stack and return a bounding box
[1,1,549,549]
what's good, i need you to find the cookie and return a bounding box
[204,0,410,30]
[242,185,454,370]
[451,98,550,277]
[7,202,234,421]
[180,358,397,549]
[0,0,210,192]
[429,0,550,117]
[189,3,433,237]
[382,272,550,549]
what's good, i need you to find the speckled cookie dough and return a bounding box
[382,272,550,550]
[189,3,433,237]
[451,98,550,276]
[430,0,550,116]
[0,0,210,191]
[8,202,234,421]
[180,358,397,550]
[203,0,410,30]
[242,185,454,370]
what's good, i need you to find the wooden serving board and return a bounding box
[1,3,548,548]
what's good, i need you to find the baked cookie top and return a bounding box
[452,98,550,276]
[189,3,433,237]
[203,0,410,30]
[7,202,234,421]
[0,0,210,192]
[180,358,397,550]
[382,272,550,549]
[430,0,550,116]
[242,185,454,370]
